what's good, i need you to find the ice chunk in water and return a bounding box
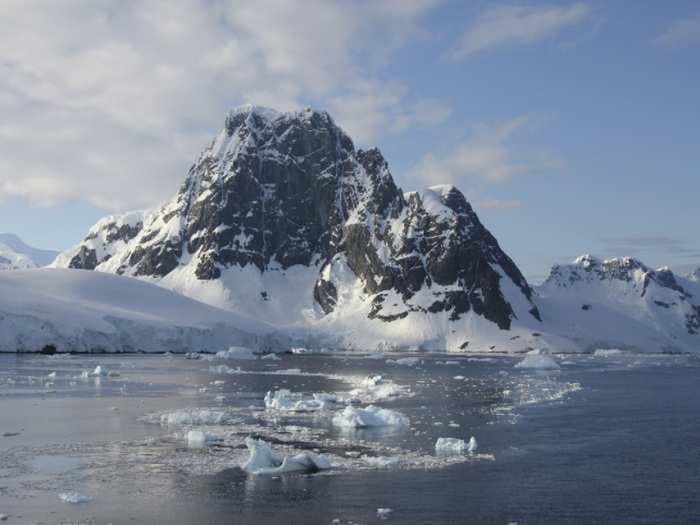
[242,437,331,475]
[593,348,624,357]
[160,409,225,426]
[332,405,409,429]
[59,492,91,504]
[186,430,220,448]
[377,508,393,519]
[514,349,560,370]
[90,365,109,377]
[213,346,257,360]
[435,436,478,455]
[264,389,337,412]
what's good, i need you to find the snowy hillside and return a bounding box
[536,255,700,353]
[0,241,36,270]
[0,233,59,267]
[0,269,282,353]
[54,105,543,352]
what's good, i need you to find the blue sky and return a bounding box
[1,1,698,281]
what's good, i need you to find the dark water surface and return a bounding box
[0,352,698,524]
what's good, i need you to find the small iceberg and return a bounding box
[593,348,624,357]
[514,349,560,370]
[332,405,409,429]
[242,437,331,475]
[59,492,91,504]
[387,357,421,366]
[213,346,257,360]
[435,436,478,455]
[264,389,336,412]
[160,409,226,426]
[185,430,220,448]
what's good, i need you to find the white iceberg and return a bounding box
[377,508,393,520]
[185,430,220,448]
[242,437,331,475]
[435,436,478,455]
[332,405,409,429]
[160,409,226,426]
[514,349,560,370]
[387,357,421,366]
[593,348,624,357]
[261,353,281,361]
[90,365,109,377]
[264,389,337,412]
[59,492,91,504]
[213,346,257,360]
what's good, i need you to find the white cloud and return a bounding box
[413,115,536,185]
[0,0,440,210]
[453,3,591,58]
[655,14,700,47]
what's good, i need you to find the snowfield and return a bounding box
[0,269,282,353]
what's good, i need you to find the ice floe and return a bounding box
[332,405,409,429]
[159,409,226,426]
[211,346,257,360]
[264,389,337,412]
[242,437,332,475]
[514,349,560,370]
[59,492,91,504]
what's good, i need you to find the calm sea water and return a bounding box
[0,351,698,524]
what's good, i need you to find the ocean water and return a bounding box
[0,351,698,524]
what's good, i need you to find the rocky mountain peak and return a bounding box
[55,105,541,347]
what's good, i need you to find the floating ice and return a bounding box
[264,389,337,412]
[347,375,410,403]
[514,349,560,370]
[435,436,477,455]
[261,353,281,361]
[186,430,219,448]
[90,365,109,377]
[362,455,400,469]
[377,508,393,520]
[242,437,331,475]
[593,348,624,357]
[160,409,226,426]
[290,347,314,354]
[213,346,257,360]
[332,405,409,429]
[387,357,421,366]
[59,492,91,504]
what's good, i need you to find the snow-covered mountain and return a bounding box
[689,268,700,283]
[54,105,544,352]
[536,255,700,353]
[0,269,280,353]
[0,233,59,268]
[0,241,36,270]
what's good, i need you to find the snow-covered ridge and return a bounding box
[53,105,541,352]
[0,233,58,269]
[0,269,281,353]
[536,255,700,353]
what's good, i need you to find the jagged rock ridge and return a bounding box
[54,105,540,346]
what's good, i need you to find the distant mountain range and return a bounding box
[0,233,58,270]
[40,105,699,354]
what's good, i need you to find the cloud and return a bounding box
[0,0,440,211]
[655,14,700,47]
[453,3,591,58]
[412,114,552,185]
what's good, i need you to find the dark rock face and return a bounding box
[62,106,539,331]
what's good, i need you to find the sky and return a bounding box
[0,0,698,282]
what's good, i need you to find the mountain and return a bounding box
[0,269,280,353]
[53,105,543,352]
[0,241,36,270]
[689,268,700,283]
[0,233,59,268]
[536,255,700,353]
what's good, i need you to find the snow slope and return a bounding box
[0,233,59,267]
[536,256,700,353]
[0,241,36,270]
[0,269,282,353]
